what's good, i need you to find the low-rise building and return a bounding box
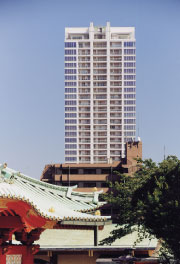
[41,141,142,192]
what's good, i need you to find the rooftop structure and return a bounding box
[65,22,136,164]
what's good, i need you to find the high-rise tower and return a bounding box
[65,22,136,163]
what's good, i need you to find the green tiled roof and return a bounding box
[0,164,109,224]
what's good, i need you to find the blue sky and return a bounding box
[0,0,180,178]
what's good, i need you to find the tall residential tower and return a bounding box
[65,22,136,163]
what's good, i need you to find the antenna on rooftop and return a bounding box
[164,145,166,160]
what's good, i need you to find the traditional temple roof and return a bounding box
[0,164,109,224]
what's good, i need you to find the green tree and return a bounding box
[101,156,180,262]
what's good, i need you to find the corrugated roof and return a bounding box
[0,164,110,223]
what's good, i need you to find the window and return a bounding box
[124,42,135,47]
[65,107,76,111]
[124,125,136,130]
[124,88,136,92]
[65,63,76,68]
[65,69,77,74]
[65,82,76,86]
[124,131,136,136]
[101,182,109,187]
[65,42,76,48]
[124,106,136,111]
[124,81,136,86]
[65,76,76,80]
[65,56,76,61]
[124,62,136,67]
[65,113,77,118]
[65,50,76,55]
[65,132,77,137]
[65,94,76,99]
[65,101,76,105]
[65,157,77,162]
[124,94,136,99]
[124,75,136,80]
[65,144,77,149]
[124,69,136,73]
[124,56,136,61]
[65,151,77,155]
[124,49,136,55]
[124,119,136,124]
[124,113,136,117]
[84,182,97,187]
[65,126,77,130]
[65,88,76,93]
[65,119,77,124]
[124,100,136,105]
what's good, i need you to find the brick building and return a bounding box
[41,141,142,193]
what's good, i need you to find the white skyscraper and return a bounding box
[65,22,136,164]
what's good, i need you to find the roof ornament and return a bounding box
[66,187,73,198]
[66,185,77,198]
[0,163,15,184]
[93,189,103,204]
[48,207,55,213]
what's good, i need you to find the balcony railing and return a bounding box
[78,51,90,55]
[93,107,107,112]
[110,132,122,136]
[93,63,107,68]
[78,63,90,68]
[110,120,122,124]
[93,126,107,131]
[110,95,121,99]
[110,56,122,61]
[93,43,107,48]
[110,63,122,68]
[110,76,122,81]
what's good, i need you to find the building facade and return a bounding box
[65,22,136,164]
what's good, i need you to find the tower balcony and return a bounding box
[93,43,107,48]
[110,42,122,48]
[110,56,122,61]
[93,125,107,131]
[93,63,107,68]
[110,63,122,68]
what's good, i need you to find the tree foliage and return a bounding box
[101,156,180,261]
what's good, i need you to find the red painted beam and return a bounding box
[0,216,23,228]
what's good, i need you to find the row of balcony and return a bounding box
[78,131,122,137]
[79,138,122,143]
[78,94,121,100]
[78,42,122,49]
[78,106,122,112]
[78,63,122,68]
[78,125,122,131]
[77,69,122,75]
[78,88,122,93]
[78,120,122,125]
[79,113,121,118]
[78,50,122,55]
[78,82,122,87]
[78,76,122,81]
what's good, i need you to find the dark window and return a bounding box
[84,182,96,187]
